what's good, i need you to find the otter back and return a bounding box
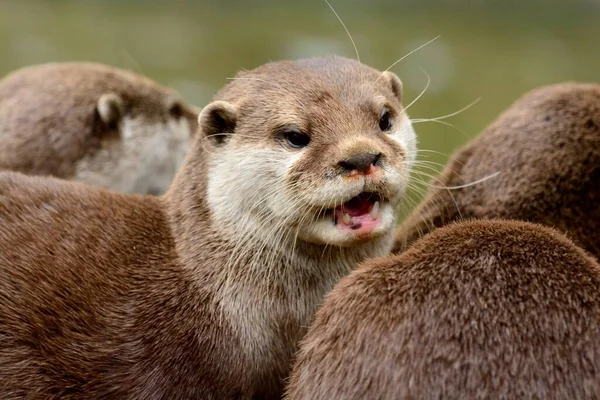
[394,82,600,257]
[287,220,600,399]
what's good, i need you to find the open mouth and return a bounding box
[324,192,385,236]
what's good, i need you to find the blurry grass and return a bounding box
[0,0,598,219]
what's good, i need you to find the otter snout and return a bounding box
[338,152,382,174]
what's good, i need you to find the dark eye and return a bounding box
[169,103,183,119]
[379,108,392,131]
[281,128,310,149]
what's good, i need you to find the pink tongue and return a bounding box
[334,197,377,233]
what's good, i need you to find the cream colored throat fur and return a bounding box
[213,224,395,370]
[74,116,191,194]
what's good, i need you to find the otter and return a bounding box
[286,219,600,399]
[0,62,198,195]
[0,55,416,398]
[394,82,600,257]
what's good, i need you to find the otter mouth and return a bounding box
[325,192,385,236]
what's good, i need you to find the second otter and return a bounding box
[0,62,198,194]
[394,82,600,257]
[0,56,415,398]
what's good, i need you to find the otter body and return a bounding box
[394,82,600,256]
[0,56,416,398]
[0,174,209,398]
[0,62,198,195]
[287,220,600,399]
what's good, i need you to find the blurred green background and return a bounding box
[1,0,598,215]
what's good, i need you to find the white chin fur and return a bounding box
[73,116,191,194]
[297,202,396,247]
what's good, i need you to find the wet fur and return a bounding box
[394,82,600,257]
[0,62,197,194]
[0,56,413,398]
[287,220,600,399]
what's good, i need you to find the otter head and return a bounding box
[74,66,199,195]
[201,56,416,250]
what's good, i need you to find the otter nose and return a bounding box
[338,152,382,173]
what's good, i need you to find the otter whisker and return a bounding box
[411,160,449,170]
[403,188,442,238]
[402,67,431,115]
[411,162,445,173]
[412,118,470,138]
[324,0,361,64]
[374,36,441,84]
[415,148,451,155]
[406,178,433,193]
[411,156,468,175]
[429,171,501,190]
[409,169,463,219]
[412,97,482,123]
[409,169,453,186]
[410,164,446,176]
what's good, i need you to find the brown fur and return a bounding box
[0,56,414,398]
[394,82,600,257]
[0,62,198,194]
[287,219,600,399]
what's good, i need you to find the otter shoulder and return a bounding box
[0,171,97,216]
[0,171,161,233]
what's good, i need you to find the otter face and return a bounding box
[203,56,416,248]
[74,92,197,195]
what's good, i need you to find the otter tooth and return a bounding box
[370,201,380,219]
[342,213,351,224]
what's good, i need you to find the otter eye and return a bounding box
[280,127,310,149]
[379,108,392,131]
[169,103,183,119]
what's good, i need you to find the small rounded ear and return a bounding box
[198,100,237,146]
[97,93,124,127]
[381,71,403,103]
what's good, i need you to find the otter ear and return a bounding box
[381,71,403,103]
[199,100,237,146]
[97,93,124,127]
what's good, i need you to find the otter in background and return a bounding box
[394,82,600,257]
[287,219,600,399]
[0,62,198,195]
